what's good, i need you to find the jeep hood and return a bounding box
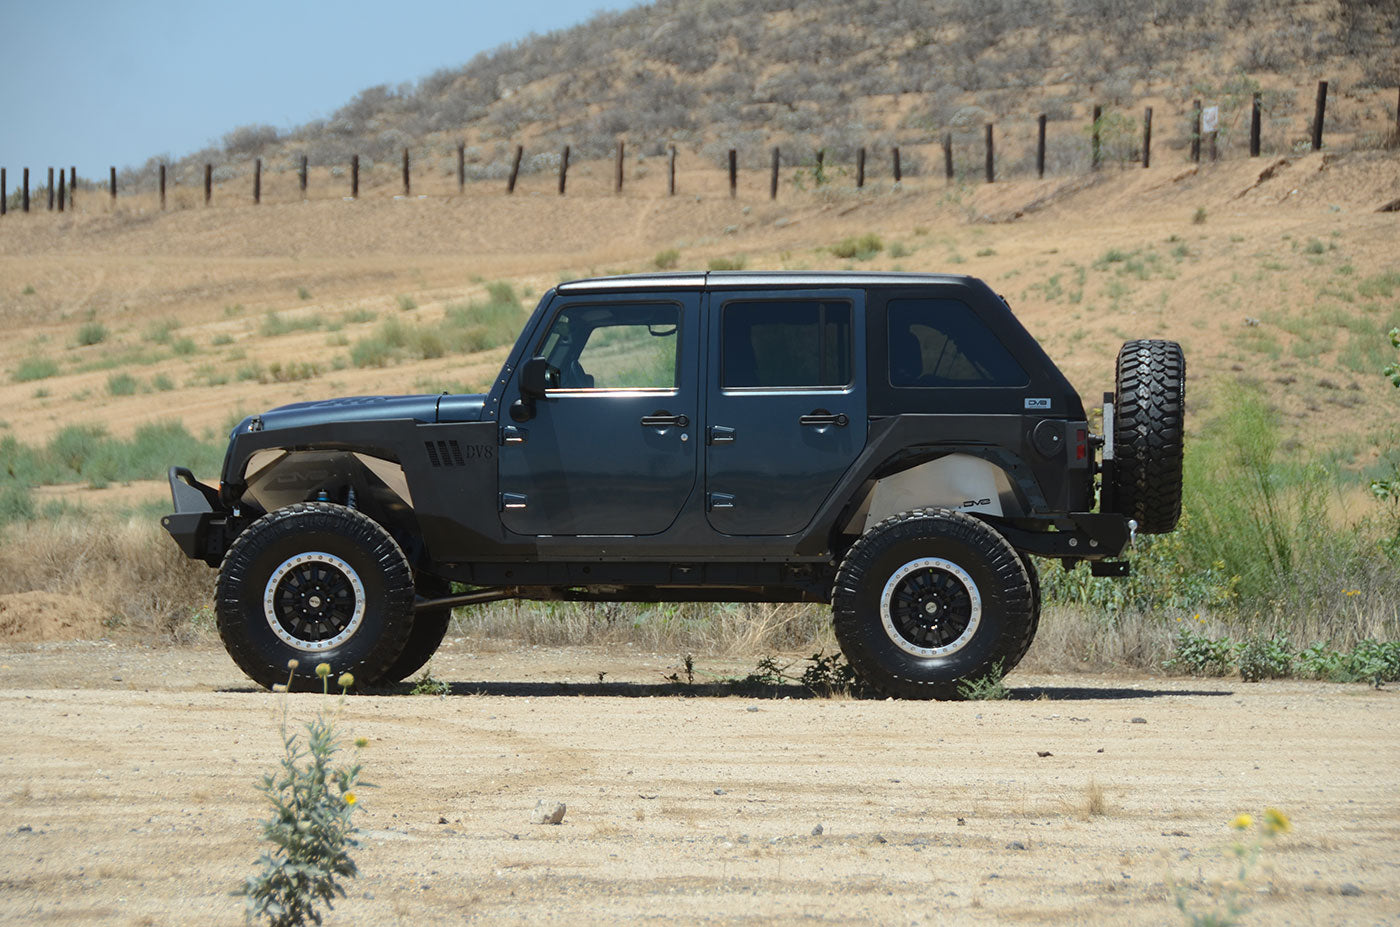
[236,393,487,434]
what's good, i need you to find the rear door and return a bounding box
[703,288,866,535]
[497,291,699,536]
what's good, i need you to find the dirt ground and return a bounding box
[0,637,1395,926]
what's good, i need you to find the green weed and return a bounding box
[831,233,884,261]
[652,248,681,270]
[12,357,59,383]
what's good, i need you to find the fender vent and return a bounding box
[425,440,467,468]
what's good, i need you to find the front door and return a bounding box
[498,293,700,536]
[704,289,866,535]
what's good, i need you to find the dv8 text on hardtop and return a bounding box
[163,272,1185,698]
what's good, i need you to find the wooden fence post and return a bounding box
[728,149,737,198]
[402,148,410,196]
[856,147,866,188]
[558,145,569,195]
[943,134,953,183]
[770,147,779,199]
[23,168,30,212]
[1250,92,1261,157]
[984,124,994,183]
[668,146,676,195]
[69,167,76,210]
[1,168,5,216]
[1037,114,1047,178]
[615,140,625,194]
[457,143,465,192]
[893,146,901,183]
[205,164,212,204]
[159,164,166,210]
[507,145,523,194]
[58,169,65,211]
[1191,100,1202,163]
[1091,105,1102,171]
[254,158,262,204]
[300,155,308,197]
[351,155,359,199]
[1143,107,1153,168]
[48,167,54,210]
[1209,126,1218,161]
[1311,80,1327,151]
[109,166,116,202]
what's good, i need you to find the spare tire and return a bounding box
[1108,339,1185,534]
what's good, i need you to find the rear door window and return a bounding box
[888,298,1028,388]
[721,300,852,389]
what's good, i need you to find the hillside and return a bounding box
[111,0,1399,190]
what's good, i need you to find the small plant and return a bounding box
[212,333,235,346]
[831,233,884,261]
[653,248,681,270]
[261,312,321,337]
[171,336,198,356]
[107,372,139,396]
[1171,808,1291,926]
[144,319,180,344]
[888,241,912,259]
[152,373,175,391]
[708,255,747,272]
[410,663,450,696]
[21,284,36,295]
[396,294,417,312]
[1192,206,1208,225]
[13,357,59,383]
[1236,635,1293,682]
[1084,780,1107,817]
[956,660,1010,700]
[1165,626,1235,677]
[297,286,312,301]
[75,322,108,347]
[239,661,366,927]
[798,649,857,695]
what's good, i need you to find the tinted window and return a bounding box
[888,299,1027,387]
[722,300,852,388]
[538,303,679,389]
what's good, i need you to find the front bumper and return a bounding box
[161,467,226,567]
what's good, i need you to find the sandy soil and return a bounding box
[0,638,1396,926]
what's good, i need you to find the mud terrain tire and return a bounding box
[1110,339,1185,535]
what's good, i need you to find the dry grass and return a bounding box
[1084,781,1108,818]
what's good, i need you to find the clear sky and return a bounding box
[0,0,647,177]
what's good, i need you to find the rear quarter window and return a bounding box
[888,298,1028,388]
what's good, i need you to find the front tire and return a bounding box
[216,502,415,690]
[371,576,455,684]
[833,509,1035,699]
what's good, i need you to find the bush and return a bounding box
[12,357,59,383]
[831,233,884,260]
[1164,626,1235,676]
[75,322,108,347]
[653,249,681,270]
[107,372,139,396]
[261,312,322,337]
[1237,635,1293,681]
[708,256,747,271]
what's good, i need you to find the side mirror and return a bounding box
[511,357,559,422]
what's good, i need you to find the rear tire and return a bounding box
[1109,339,1185,534]
[832,509,1035,699]
[216,502,415,691]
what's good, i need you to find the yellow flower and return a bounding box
[354,737,369,749]
[1230,813,1254,831]
[1263,808,1291,835]
[287,659,300,670]
[344,792,357,806]
[338,672,355,689]
[316,662,332,678]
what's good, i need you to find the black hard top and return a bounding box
[556,271,978,293]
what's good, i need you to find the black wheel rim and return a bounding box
[263,552,367,652]
[879,557,982,657]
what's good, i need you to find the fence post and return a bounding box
[558,145,569,195]
[300,155,308,198]
[351,155,359,199]
[856,147,866,188]
[254,158,262,204]
[943,134,953,183]
[668,146,676,195]
[1192,100,1202,163]
[893,146,901,183]
[1037,114,1047,178]
[1209,126,1218,161]
[984,125,995,183]
[1091,105,1102,171]
[23,168,30,212]
[1311,80,1327,151]
[1250,92,1261,157]
[402,148,410,196]
[205,164,212,204]
[1,168,5,216]
[58,169,65,211]
[507,145,523,194]
[770,146,779,199]
[159,164,166,210]
[1143,107,1153,168]
[48,167,55,210]
[69,167,76,210]
[109,166,116,202]
[457,143,465,193]
[615,140,625,194]
[728,149,737,198]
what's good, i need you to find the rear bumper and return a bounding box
[981,512,1132,561]
[161,467,226,567]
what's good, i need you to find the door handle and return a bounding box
[799,410,849,427]
[640,411,689,428]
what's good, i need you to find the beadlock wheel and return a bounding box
[263,552,367,652]
[879,557,983,657]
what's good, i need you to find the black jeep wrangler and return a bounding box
[164,272,1184,697]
